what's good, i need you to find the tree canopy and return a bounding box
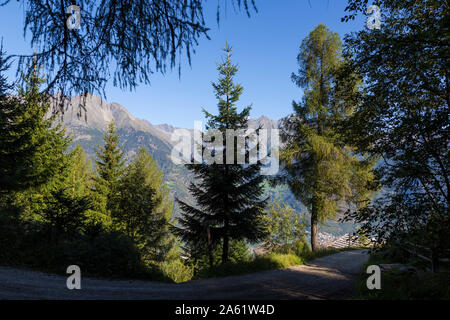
[174,43,268,267]
[278,24,377,251]
[341,0,449,269]
[0,62,70,193]
[2,0,257,109]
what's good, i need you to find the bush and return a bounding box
[160,259,194,283]
[356,250,450,300]
[0,214,28,265]
[275,237,311,257]
[0,213,169,281]
[189,239,252,271]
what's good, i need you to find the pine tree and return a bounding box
[93,120,126,214]
[279,24,377,251]
[112,147,173,263]
[175,43,268,267]
[0,60,70,194]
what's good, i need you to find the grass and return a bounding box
[355,249,450,300]
[301,246,357,262]
[194,246,357,279]
[195,253,303,279]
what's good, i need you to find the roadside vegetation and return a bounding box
[356,247,450,300]
[195,249,353,279]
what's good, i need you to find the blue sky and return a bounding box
[0,0,366,128]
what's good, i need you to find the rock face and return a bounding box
[51,94,181,174]
[57,93,174,148]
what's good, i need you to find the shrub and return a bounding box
[0,212,169,280]
[356,250,450,300]
[160,259,194,283]
[275,237,311,257]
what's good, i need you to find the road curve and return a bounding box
[0,250,369,300]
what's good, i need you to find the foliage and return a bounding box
[38,188,92,240]
[174,43,268,267]
[356,249,450,300]
[342,0,449,268]
[112,147,174,263]
[191,239,252,272]
[0,65,70,193]
[0,42,12,94]
[277,23,378,251]
[93,120,126,215]
[5,0,257,102]
[0,54,178,281]
[64,145,112,227]
[160,259,194,283]
[195,253,303,279]
[263,200,306,251]
[0,213,169,279]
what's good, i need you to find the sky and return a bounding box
[0,0,366,128]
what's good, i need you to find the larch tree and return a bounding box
[174,43,268,267]
[2,0,257,107]
[278,24,377,251]
[66,145,94,198]
[112,147,173,263]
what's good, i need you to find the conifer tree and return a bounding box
[93,120,126,213]
[279,24,377,251]
[0,59,70,194]
[112,147,173,262]
[175,43,268,267]
[0,43,12,97]
[59,145,112,228]
[66,145,94,198]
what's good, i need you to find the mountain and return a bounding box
[56,94,355,236]
[56,94,175,172]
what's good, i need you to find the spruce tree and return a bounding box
[279,24,377,251]
[175,43,268,267]
[0,60,70,194]
[93,120,126,213]
[0,43,12,97]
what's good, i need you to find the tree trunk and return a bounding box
[431,249,440,273]
[222,221,229,264]
[311,200,319,252]
[206,225,213,268]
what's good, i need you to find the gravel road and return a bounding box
[0,249,369,300]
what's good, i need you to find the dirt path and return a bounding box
[0,250,369,300]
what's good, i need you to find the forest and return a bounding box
[0,0,448,300]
